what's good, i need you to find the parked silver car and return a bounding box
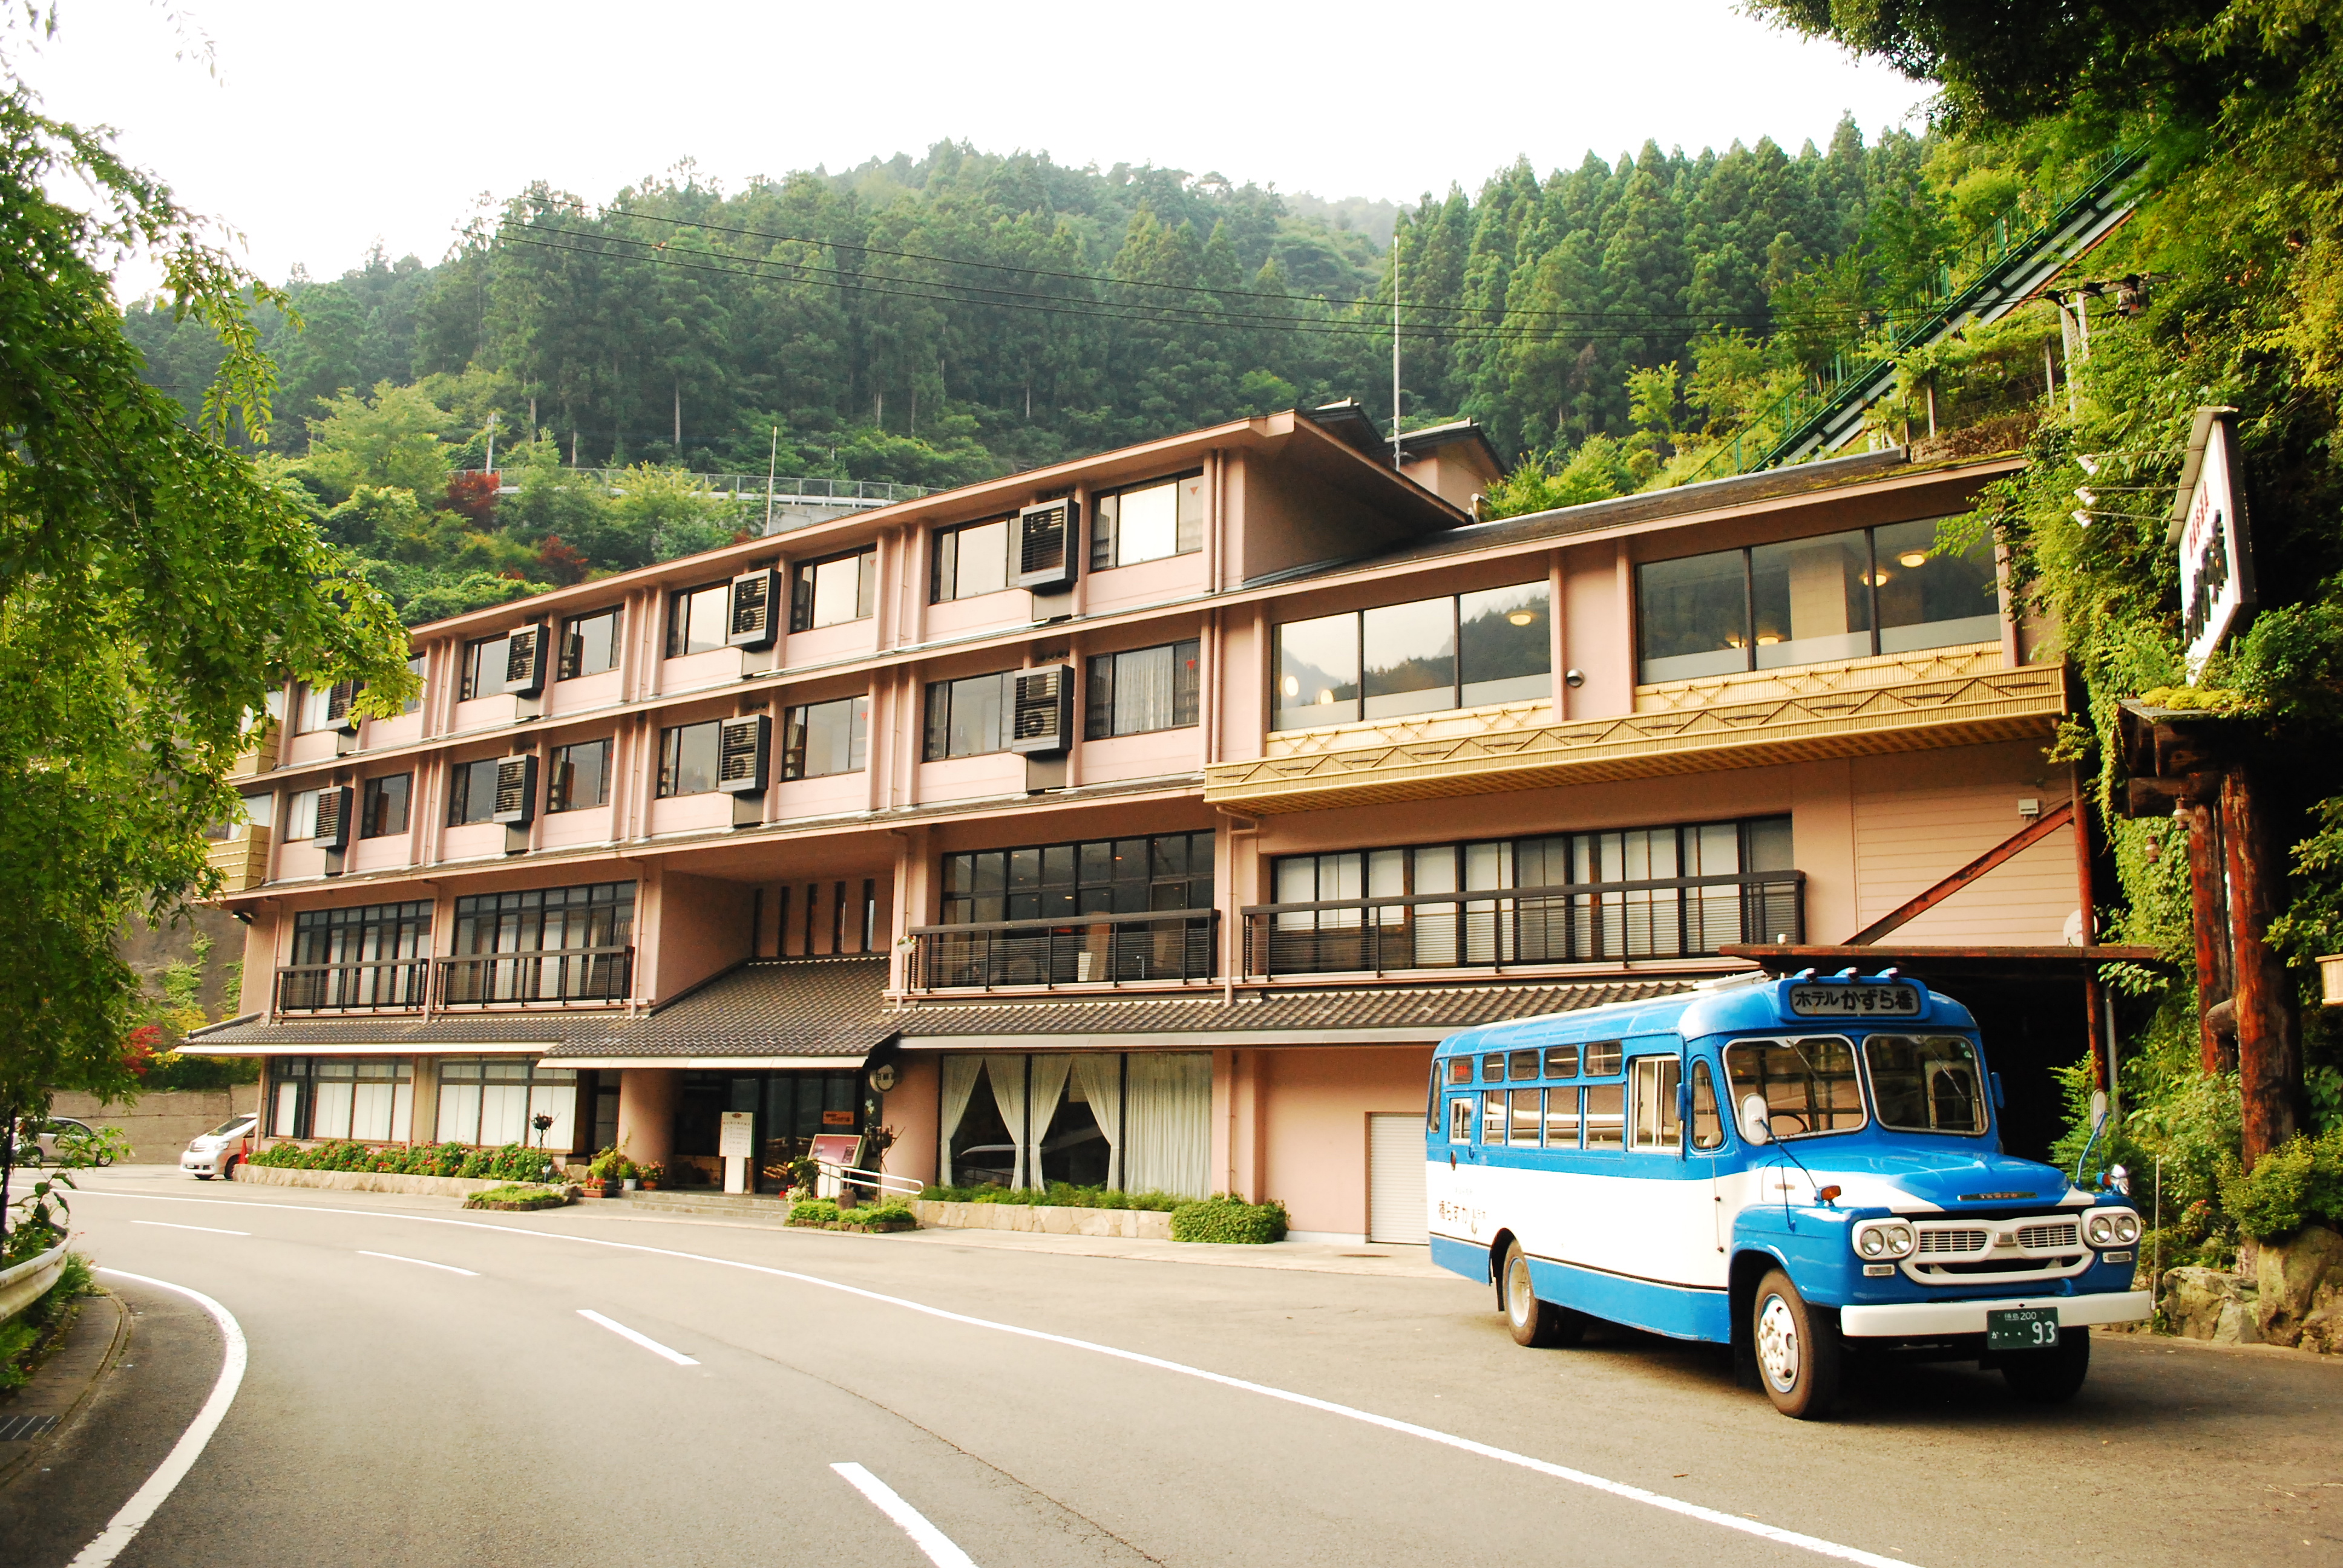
[11,1116,112,1167]
[180,1114,258,1179]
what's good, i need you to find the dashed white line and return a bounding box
[578,1308,699,1365]
[70,1272,247,1568]
[357,1250,477,1276]
[132,1221,249,1236]
[833,1463,980,1568]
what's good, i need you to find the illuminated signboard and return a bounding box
[2169,407,2258,681]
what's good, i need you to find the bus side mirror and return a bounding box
[1990,1072,2006,1111]
[1740,1094,1773,1145]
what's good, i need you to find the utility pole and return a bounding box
[765,425,779,536]
[484,410,497,474]
[1391,220,1403,471]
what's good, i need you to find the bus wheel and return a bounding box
[1752,1269,1840,1419]
[1502,1241,1583,1348]
[2002,1328,2091,1403]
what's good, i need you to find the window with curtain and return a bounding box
[939,1052,1209,1196]
[549,739,611,811]
[941,831,1213,924]
[1636,519,1999,683]
[1084,640,1200,739]
[307,1059,415,1142]
[359,774,411,838]
[436,1058,578,1148]
[560,607,622,678]
[791,548,877,630]
[932,517,1012,601]
[658,719,722,796]
[1274,582,1550,730]
[1090,472,1205,570]
[447,757,502,825]
[923,671,1015,760]
[784,695,869,779]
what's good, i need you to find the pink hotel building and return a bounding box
[189,405,2084,1242]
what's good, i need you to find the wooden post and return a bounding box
[2178,799,2234,1073]
[2220,765,2302,1168]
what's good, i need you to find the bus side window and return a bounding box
[1480,1089,1507,1145]
[1544,1044,1579,1078]
[1427,1063,1441,1130]
[1507,1050,1539,1081]
[1509,1087,1542,1146]
[1544,1085,1582,1148]
[1584,1082,1625,1148]
[1584,1040,1623,1076]
[1448,1096,1474,1144]
[1689,1059,1725,1149]
[1446,1057,1474,1085]
[1630,1057,1682,1151]
[1481,1054,1506,1083]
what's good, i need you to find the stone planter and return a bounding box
[234,1166,530,1201]
[0,1243,67,1325]
[909,1200,1174,1240]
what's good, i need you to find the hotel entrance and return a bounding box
[670,1068,867,1192]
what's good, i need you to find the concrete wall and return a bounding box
[883,1055,940,1188]
[1850,740,2076,945]
[51,1085,263,1165]
[615,1068,678,1166]
[1255,1045,1435,1242]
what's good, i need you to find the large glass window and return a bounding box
[549,739,611,811]
[940,1051,1210,1195]
[791,549,876,631]
[447,882,635,1005]
[658,720,721,796]
[560,607,622,679]
[1274,583,1550,730]
[932,518,1011,601]
[667,583,729,658]
[1863,1034,1987,1135]
[309,1059,413,1142]
[923,671,1015,760]
[286,903,431,1010]
[942,831,1213,924]
[1723,1036,1867,1140]
[436,1059,578,1149]
[359,774,410,838]
[1091,472,1204,570]
[1637,520,1998,683]
[447,757,502,825]
[784,695,869,779]
[1085,641,1200,739]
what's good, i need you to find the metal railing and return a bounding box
[455,469,928,505]
[267,947,633,1013]
[437,946,634,1007]
[274,956,433,1014]
[1242,872,1804,978]
[908,909,1219,991]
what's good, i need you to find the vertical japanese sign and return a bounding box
[2169,407,2258,680]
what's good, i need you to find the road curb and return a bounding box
[0,1287,129,1494]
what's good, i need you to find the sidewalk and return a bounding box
[0,1287,126,1492]
[886,1224,1449,1279]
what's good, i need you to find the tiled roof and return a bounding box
[894,976,1696,1042]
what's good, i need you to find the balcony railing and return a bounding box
[438,946,634,1007]
[908,910,1218,991]
[1242,871,1804,978]
[267,947,634,1014]
[274,957,433,1014]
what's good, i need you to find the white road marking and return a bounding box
[578,1308,699,1365]
[833,1462,980,1568]
[133,1221,249,1236]
[357,1250,478,1276]
[77,1191,1915,1567]
[70,1270,247,1568]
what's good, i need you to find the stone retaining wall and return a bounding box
[909,1200,1173,1240]
[2156,1224,2343,1352]
[232,1165,525,1201]
[51,1086,263,1165]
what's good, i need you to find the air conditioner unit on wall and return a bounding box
[718,714,772,794]
[313,785,352,851]
[728,567,781,650]
[1012,498,1081,592]
[505,623,549,697]
[492,754,537,826]
[1011,665,1073,756]
[325,680,361,736]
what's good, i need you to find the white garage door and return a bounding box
[1367,1112,1429,1245]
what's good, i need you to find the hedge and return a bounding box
[2223,1125,2343,1240]
[463,1184,575,1212]
[917,1181,1183,1211]
[789,1198,918,1233]
[1170,1194,1289,1244]
[251,1140,560,1183]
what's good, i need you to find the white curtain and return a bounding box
[986,1056,1029,1189]
[1026,1054,1071,1189]
[1122,1052,1212,1197]
[1073,1054,1123,1190]
[939,1057,983,1182]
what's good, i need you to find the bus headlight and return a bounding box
[1852,1220,1915,1260]
[2087,1210,2141,1247]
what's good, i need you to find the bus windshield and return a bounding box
[1723,1036,1865,1139]
[1863,1034,1986,1134]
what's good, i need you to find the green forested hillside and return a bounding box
[122,125,2055,621]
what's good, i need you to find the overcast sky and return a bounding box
[22,0,1928,292]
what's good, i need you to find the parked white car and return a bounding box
[11,1116,112,1167]
[180,1114,258,1179]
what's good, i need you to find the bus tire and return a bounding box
[2002,1328,2090,1403]
[1752,1269,1841,1419]
[1502,1241,1582,1348]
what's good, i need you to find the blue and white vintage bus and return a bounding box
[1427,968,2151,1418]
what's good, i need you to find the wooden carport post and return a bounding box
[2220,764,2304,1168]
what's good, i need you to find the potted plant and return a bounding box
[638,1162,663,1191]
[586,1146,624,1198]
[619,1158,639,1192]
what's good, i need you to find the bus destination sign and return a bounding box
[1786,981,1923,1018]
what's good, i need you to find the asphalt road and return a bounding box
[8,1168,2339,1568]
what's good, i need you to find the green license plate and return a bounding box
[1987,1307,2061,1351]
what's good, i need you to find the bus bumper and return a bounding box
[1839,1290,2152,1338]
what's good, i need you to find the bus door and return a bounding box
[1684,1055,1728,1251]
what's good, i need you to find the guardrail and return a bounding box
[815,1161,922,1201]
[1241,871,1804,977]
[454,468,928,505]
[269,947,634,1014]
[906,909,1219,991]
[274,957,432,1014]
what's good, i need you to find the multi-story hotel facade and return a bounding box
[188,406,2086,1243]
